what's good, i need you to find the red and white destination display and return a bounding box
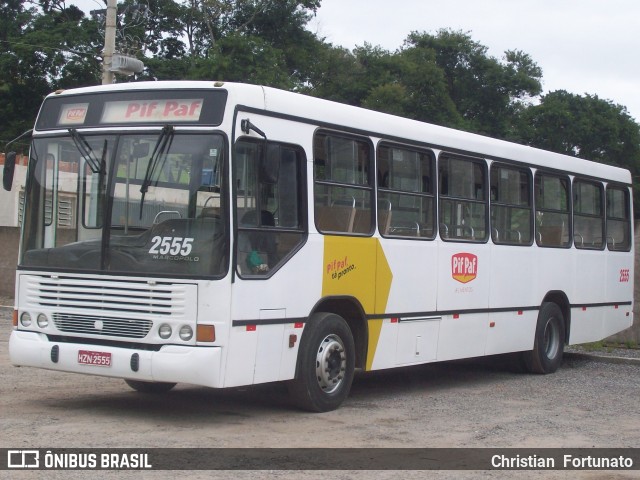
[58,103,89,126]
[78,350,112,367]
[101,98,204,123]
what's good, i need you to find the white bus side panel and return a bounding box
[436,242,490,361]
[581,249,634,342]
[383,240,438,314]
[534,248,573,304]
[568,249,607,344]
[225,236,323,387]
[486,244,538,354]
[224,326,259,387]
[485,311,537,355]
[369,239,439,370]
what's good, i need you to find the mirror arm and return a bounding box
[241,119,267,140]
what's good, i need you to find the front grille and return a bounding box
[22,274,198,341]
[53,313,153,338]
[25,276,191,316]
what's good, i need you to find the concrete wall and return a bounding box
[0,227,19,298]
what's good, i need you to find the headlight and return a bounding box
[179,325,193,341]
[37,313,49,328]
[20,312,32,327]
[158,323,172,339]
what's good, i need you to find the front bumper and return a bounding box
[9,330,222,388]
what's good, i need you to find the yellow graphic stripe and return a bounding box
[322,236,393,371]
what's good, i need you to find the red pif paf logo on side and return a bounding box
[451,253,478,283]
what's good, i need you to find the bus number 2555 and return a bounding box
[149,236,194,256]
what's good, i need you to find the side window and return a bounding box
[377,143,435,239]
[314,132,373,234]
[234,139,306,276]
[439,154,488,242]
[573,180,604,249]
[490,164,532,245]
[606,186,631,251]
[535,172,571,247]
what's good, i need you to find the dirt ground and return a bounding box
[1,308,639,480]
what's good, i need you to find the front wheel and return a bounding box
[288,312,355,412]
[523,302,565,374]
[125,379,176,393]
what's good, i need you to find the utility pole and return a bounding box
[102,0,117,85]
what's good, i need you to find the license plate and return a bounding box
[78,350,112,367]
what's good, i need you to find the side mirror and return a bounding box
[3,151,16,191]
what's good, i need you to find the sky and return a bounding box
[73,0,640,121]
[308,0,640,121]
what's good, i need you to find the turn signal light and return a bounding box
[12,309,18,327]
[196,325,215,342]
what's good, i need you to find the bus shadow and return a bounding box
[40,353,544,421]
[348,353,526,400]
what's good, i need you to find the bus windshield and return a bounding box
[20,132,228,277]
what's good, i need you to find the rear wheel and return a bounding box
[523,302,565,374]
[125,379,176,393]
[288,312,355,412]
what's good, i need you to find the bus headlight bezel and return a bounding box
[179,325,193,341]
[20,312,32,327]
[158,323,172,339]
[37,313,49,328]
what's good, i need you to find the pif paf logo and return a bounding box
[452,253,477,283]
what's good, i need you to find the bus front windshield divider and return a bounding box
[139,124,174,219]
[68,128,103,174]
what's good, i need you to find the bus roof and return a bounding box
[48,81,632,185]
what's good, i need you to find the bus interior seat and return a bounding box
[316,205,355,232]
[352,208,373,234]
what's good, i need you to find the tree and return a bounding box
[127,0,322,88]
[518,90,640,209]
[0,1,101,147]
[519,91,640,165]
[401,30,543,137]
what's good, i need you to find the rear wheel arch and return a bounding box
[523,301,566,374]
[542,290,571,343]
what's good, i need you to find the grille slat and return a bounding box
[53,313,152,338]
[26,277,188,315]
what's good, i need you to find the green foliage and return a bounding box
[517,90,640,210]
[1,2,639,215]
[192,33,293,88]
[519,90,640,164]
[0,0,101,147]
[402,30,542,137]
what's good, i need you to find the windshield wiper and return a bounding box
[68,128,103,174]
[139,124,174,218]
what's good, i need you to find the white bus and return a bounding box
[5,81,634,411]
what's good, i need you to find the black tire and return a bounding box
[288,312,355,412]
[523,302,565,374]
[124,379,176,393]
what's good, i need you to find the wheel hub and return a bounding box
[543,317,560,359]
[315,334,347,393]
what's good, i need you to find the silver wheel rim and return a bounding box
[315,334,347,394]
[543,317,560,359]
